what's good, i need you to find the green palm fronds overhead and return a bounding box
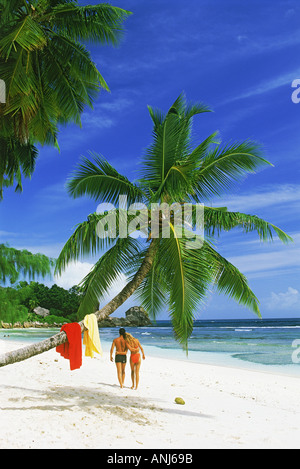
[0,0,131,197]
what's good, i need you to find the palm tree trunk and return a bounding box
[0,239,158,368]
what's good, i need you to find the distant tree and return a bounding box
[0,244,53,284]
[17,281,81,317]
[0,287,29,324]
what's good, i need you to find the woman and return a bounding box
[124,333,145,390]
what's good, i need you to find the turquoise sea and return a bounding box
[1,318,300,377]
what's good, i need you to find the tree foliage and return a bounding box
[19,281,82,317]
[0,281,82,324]
[0,243,54,284]
[0,286,29,324]
[0,0,131,198]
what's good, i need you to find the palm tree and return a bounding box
[0,94,292,367]
[0,0,131,197]
[0,243,54,284]
[0,137,38,200]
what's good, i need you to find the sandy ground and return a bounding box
[0,339,299,449]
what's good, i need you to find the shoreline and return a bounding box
[0,338,300,449]
[2,329,300,380]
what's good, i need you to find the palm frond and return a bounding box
[66,153,146,205]
[157,228,213,349]
[192,140,273,200]
[0,14,47,59]
[77,236,140,319]
[0,137,38,199]
[141,106,185,193]
[204,206,293,243]
[54,211,116,276]
[49,3,132,45]
[204,242,261,317]
[140,93,212,201]
[0,243,54,284]
[0,0,131,196]
[135,252,168,321]
[186,131,220,166]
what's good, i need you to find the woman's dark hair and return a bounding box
[119,328,126,338]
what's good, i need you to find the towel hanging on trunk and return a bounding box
[83,314,103,358]
[56,323,82,370]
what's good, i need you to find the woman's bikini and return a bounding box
[130,340,140,364]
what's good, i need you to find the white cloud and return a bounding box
[81,112,115,129]
[285,9,295,18]
[213,184,300,212]
[98,98,133,112]
[54,261,94,290]
[223,67,300,104]
[229,247,300,276]
[81,96,134,130]
[237,35,248,43]
[0,230,19,239]
[226,229,300,279]
[55,265,138,317]
[99,273,129,305]
[54,264,132,305]
[266,287,300,311]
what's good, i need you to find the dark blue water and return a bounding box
[1,318,300,375]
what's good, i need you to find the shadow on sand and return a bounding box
[0,383,213,423]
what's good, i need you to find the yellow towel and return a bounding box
[83,314,103,358]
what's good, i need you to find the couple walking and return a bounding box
[110,328,145,389]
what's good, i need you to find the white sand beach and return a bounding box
[0,338,300,449]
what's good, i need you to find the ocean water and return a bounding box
[1,318,300,377]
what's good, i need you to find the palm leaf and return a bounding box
[77,236,140,318]
[0,137,38,199]
[204,206,293,243]
[192,140,273,200]
[66,153,146,205]
[48,3,132,45]
[0,14,47,59]
[54,211,116,276]
[0,0,131,200]
[140,93,211,201]
[135,252,168,320]
[157,228,213,349]
[204,242,261,317]
[0,243,54,284]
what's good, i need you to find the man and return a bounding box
[110,328,128,388]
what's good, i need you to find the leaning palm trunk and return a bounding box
[0,240,158,368]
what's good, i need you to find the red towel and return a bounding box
[56,323,82,371]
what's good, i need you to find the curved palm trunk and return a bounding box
[0,240,158,368]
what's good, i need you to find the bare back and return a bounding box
[113,336,127,354]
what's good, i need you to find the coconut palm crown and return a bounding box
[56,94,292,349]
[0,0,131,197]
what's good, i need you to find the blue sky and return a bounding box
[1,0,299,319]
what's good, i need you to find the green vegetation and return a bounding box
[0,287,29,324]
[0,244,56,325]
[0,0,131,198]
[0,281,82,326]
[0,243,54,284]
